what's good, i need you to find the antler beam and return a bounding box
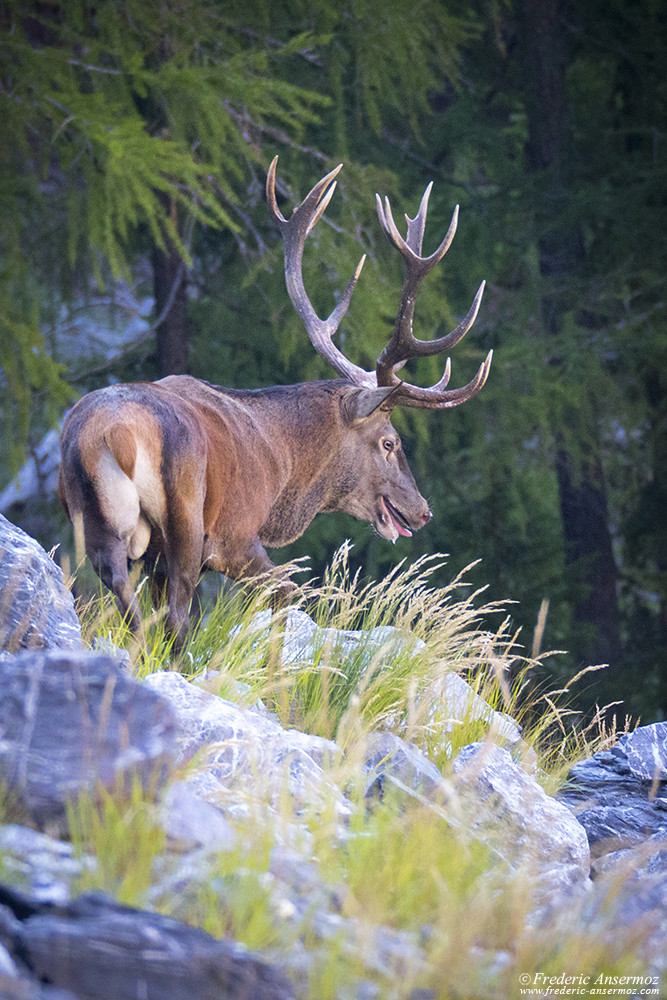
[266,157,375,388]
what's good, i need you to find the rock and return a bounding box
[158,781,237,853]
[557,723,667,858]
[430,672,522,747]
[90,636,132,669]
[0,942,19,977]
[0,971,79,999]
[0,430,68,555]
[144,671,347,821]
[363,732,448,802]
[619,723,667,781]
[0,651,176,825]
[0,885,294,1000]
[0,431,62,517]
[0,514,82,653]
[453,742,591,903]
[309,909,425,980]
[590,833,667,880]
[231,608,425,671]
[582,862,667,975]
[0,826,94,905]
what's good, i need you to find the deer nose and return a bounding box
[418,508,432,527]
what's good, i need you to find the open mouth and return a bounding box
[377,496,413,541]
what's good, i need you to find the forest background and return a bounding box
[0,0,665,721]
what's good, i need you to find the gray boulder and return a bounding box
[0,430,62,517]
[0,826,94,906]
[0,651,176,825]
[0,971,78,1000]
[158,781,237,853]
[0,885,293,1000]
[557,723,667,858]
[0,514,82,652]
[453,742,591,903]
[229,607,425,671]
[430,671,522,748]
[144,671,346,821]
[363,731,449,803]
[582,861,667,975]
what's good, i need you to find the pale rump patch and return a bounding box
[96,444,166,560]
[77,404,167,561]
[94,446,141,545]
[132,443,166,526]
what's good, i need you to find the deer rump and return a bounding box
[59,378,288,644]
[59,159,492,649]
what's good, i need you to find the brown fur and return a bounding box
[59,375,432,649]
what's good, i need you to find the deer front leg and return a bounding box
[223,537,297,607]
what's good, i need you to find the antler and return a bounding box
[266,156,492,409]
[266,156,375,388]
[375,184,492,409]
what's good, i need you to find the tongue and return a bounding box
[388,508,412,537]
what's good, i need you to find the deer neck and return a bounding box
[248,381,350,545]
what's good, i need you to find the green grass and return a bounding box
[38,545,646,999]
[66,779,167,906]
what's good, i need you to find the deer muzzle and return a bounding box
[377,496,431,543]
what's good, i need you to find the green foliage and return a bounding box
[76,544,618,783]
[329,797,491,931]
[0,0,327,457]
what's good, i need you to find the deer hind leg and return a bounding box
[161,509,205,652]
[88,530,143,635]
[142,533,168,612]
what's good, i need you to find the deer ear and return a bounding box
[340,385,398,423]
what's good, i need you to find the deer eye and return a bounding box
[382,439,394,453]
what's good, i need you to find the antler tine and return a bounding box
[376,192,459,268]
[376,190,467,387]
[387,350,493,411]
[404,182,432,255]
[267,155,342,229]
[375,183,490,407]
[267,156,373,387]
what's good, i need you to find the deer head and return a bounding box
[266,158,492,541]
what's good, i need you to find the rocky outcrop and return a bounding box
[144,670,346,823]
[0,650,176,825]
[557,723,667,857]
[2,520,666,997]
[0,514,82,652]
[363,730,449,802]
[556,722,667,971]
[0,633,598,998]
[453,742,591,905]
[0,885,294,1000]
[243,607,426,670]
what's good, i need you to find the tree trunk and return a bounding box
[152,199,189,376]
[555,443,622,666]
[519,0,622,667]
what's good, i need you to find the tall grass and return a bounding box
[75,542,618,775]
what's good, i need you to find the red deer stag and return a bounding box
[59,158,492,648]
